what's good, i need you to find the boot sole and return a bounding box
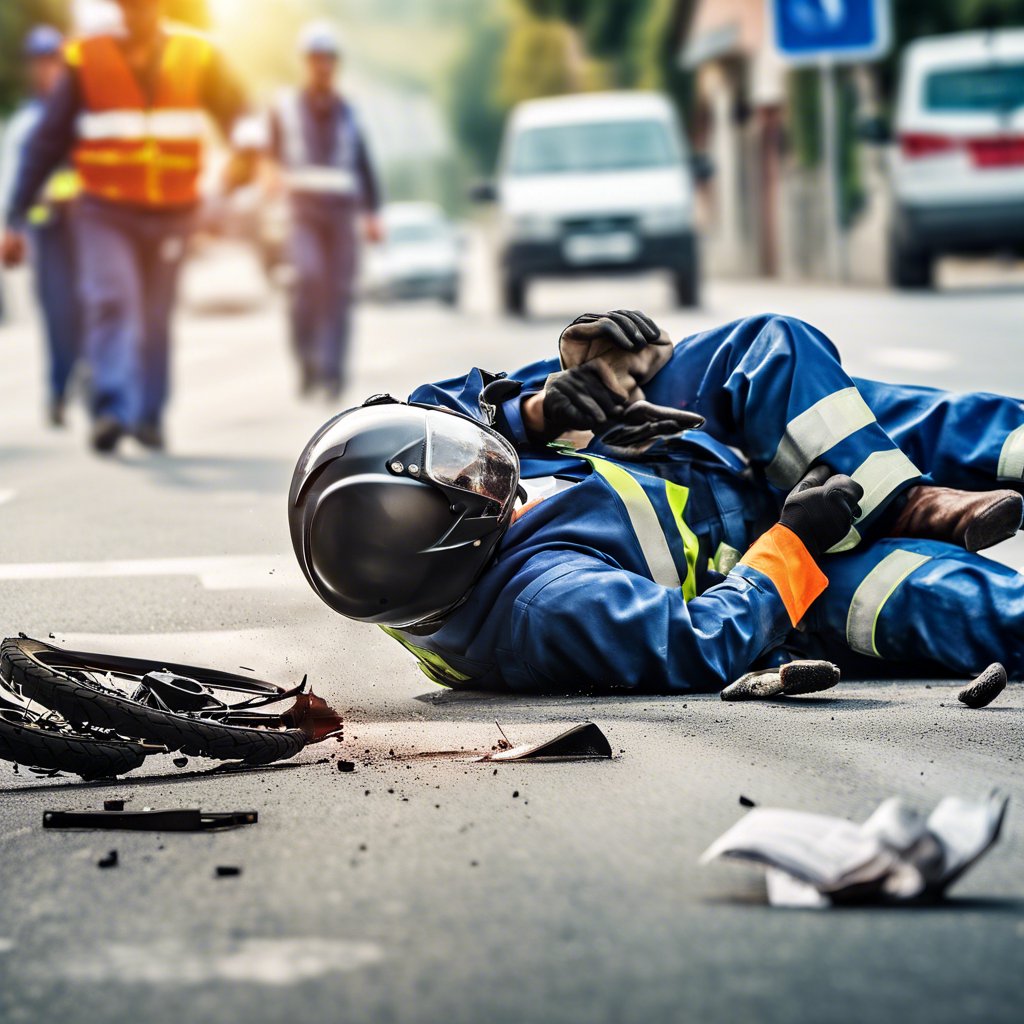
[963,493,1024,552]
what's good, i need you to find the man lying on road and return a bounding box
[288,310,1024,693]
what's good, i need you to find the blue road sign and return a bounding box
[770,0,892,64]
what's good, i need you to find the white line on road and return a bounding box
[0,554,296,590]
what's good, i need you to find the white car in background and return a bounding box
[889,29,1024,288]
[478,91,703,315]
[362,202,462,305]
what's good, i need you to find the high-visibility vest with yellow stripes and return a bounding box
[66,32,211,207]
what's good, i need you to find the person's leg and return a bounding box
[136,210,192,438]
[321,207,357,393]
[807,536,1024,679]
[644,314,922,547]
[855,377,1024,492]
[289,213,329,391]
[74,200,144,443]
[28,209,78,417]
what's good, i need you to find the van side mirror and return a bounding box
[469,179,497,203]
[857,115,891,145]
[691,153,714,183]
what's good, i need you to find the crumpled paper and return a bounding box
[700,791,1008,906]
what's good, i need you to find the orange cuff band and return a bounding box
[738,524,828,626]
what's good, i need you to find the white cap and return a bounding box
[298,19,342,57]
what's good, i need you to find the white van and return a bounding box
[889,30,1024,288]
[484,91,700,314]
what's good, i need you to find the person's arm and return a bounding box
[4,70,79,229]
[502,468,861,693]
[500,548,813,693]
[408,359,561,449]
[352,116,382,241]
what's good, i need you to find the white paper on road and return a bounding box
[701,791,1008,907]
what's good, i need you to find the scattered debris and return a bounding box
[215,865,241,878]
[958,663,1006,709]
[477,722,612,762]
[738,795,756,808]
[97,850,118,869]
[43,808,259,832]
[512,790,520,799]
[173,757,189,768]
[701,791,1008,906]
[103,799,125,812]
[337,760,356,773]
[721,661,840,701]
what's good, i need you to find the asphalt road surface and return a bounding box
[1,248,1023,1024]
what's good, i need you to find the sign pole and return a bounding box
[819,56,846,282]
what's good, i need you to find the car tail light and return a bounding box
[966,137,1024,168]
[899,133,957,159]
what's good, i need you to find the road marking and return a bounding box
[0,554,295,590]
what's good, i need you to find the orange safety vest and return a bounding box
[66,31,211,207]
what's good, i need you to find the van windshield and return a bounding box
[507,120,678,176]
[925,63,1024,113]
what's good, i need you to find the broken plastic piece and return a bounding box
[337,760,356,773]
[477,722,612,762]
[721,660,839,701]
[103,799,125,812]
[97,850,118,869]
[700,791,1008,906]
[215,865,241,877]
[958,663,1006,709]
[43,808,259,832]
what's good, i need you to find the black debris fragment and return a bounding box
[478,722,612,762]
[958,663,1007,709]
[512,790,520,799]
[173,757,189,768]
[103,799,125,812]
[44,808,258,832]
[97,850,118,869]
[337,760,356,773]
[739,795,756,808]
[215,865,241,878]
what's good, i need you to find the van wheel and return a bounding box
[889,234,934,290]
[673,236,700,307]
[502,274,527,316]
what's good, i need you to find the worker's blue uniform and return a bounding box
[271,89,380,391]
[0,99,80,405]
[386,314,1024,693]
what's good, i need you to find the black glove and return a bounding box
[542,363,626,438]
[778,465,864,560]
[560,309,666,353]
[599,400,705,457]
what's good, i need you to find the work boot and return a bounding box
[886,485,1023,552]
[91,415,124,454]
[133,421,165,451]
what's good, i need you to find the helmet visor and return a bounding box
[423,410,519,513]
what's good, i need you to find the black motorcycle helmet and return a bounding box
[289,396,522,628]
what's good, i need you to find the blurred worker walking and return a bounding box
[0,26,81,427]
[269,20,382,399]
[1,0,252,454]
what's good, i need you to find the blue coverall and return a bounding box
[386,314,1024,693]
[0,99,80,405]
[271,90,380,391]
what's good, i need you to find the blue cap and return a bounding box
[23,25,64,59]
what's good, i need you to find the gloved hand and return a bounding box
[539,364,704,453]
[600,400,705,458]
[778,465,864,560]
[558,309,674,405]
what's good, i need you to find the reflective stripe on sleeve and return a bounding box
[285,166,358,194]
[664,481,701,602]
[997,425,1024,481]
[825,447,921,554]
[767,388,875,488]
[586,459,681,589]
[845,549,931,657]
